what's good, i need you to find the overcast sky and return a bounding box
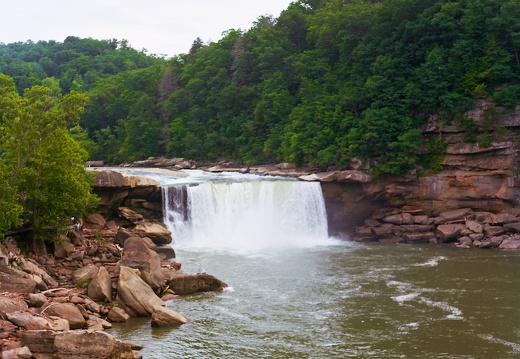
[1,0,294,57]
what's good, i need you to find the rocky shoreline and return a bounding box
[0,173,227,359]
[351,207,520,249]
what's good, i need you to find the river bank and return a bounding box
[0,170,227,358]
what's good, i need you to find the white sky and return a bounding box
[1,0,294,57]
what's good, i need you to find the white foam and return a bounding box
[419,298,463,320]
[413,256,447,267]
[479,334,520,352]
[392,292,421,304]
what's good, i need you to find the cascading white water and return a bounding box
[162,179,330,250]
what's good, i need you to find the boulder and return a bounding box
[41,303,86,329]
[478,236,505,248]
[29,274,48,291]
[22,330,141,359]
[402,231,436,243]
[0,297,28,317]
[123,175,160,188]
[400,225,435,233]
[7,312,69,331]
[488,212,518,225]
[67,229,87,247]
[71,264,99,286]
[54,237,76,259]
[93,170,127,187]
[118,207,144,223]
[151,305,187,327]
[119,237,164,290]
[484,225,506,237]
[336,170,373,183]
[299,171,338,182]
[133,222,172,245]
[0,244,9,266]
[167,273,228,295]
[116,266,164,316]
[107,306,130,323]
[382,214,403,225]
[154,246,176,260]
[413,215,430,225]
[84,298,101,313]
[115,228,133,245]
[85,213,107,228]
[87,266,113,302]
[499,238,520,250]
[458,236,473,246]
[372,223,394,237]
[400,213,414,225]
[504,222,520,233]
[0,266,36,293]
[0,346,32,359]
[436,224,466,242]
[18,259,58,289]
[27,293,47,308]
[434,208,473,225]
[465,220,483,233]
[86,315,112,331]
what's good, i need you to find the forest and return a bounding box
[1,0,519,182]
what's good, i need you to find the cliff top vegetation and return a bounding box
[1,0,519,177]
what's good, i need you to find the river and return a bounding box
[106,169,520,358]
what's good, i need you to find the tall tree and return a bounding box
[0,74,97,241]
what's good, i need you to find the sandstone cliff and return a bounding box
[319,99,520,238]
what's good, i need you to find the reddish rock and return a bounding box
[133,222,172,245]
[41,303,86,329]
[504,222,520,233]
[151,305,187,327]
[116,266,164,316]
[167,273,227,295]
[499,238,520,250]
[119,237,164,290]
[434,208,473,225]
[0,266,36,293]
[402,232,436,243]
[87,266,113,302]
[436,224,466,242]
[85,213,107,228]
[0,297,29,317]
[107,306,130,323]
[22,330,141,359]
[478,236,505,248]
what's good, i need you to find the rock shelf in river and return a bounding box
[352,207,520,249]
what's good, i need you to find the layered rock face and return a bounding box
[318,100,520,241]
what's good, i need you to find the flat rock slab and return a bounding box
[0,266,36,293]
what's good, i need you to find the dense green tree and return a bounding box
[0,74,97,240]
[1,0,519,176]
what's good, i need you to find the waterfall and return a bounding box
[162,179,329,250]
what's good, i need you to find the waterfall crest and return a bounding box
[162,180,329,250]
